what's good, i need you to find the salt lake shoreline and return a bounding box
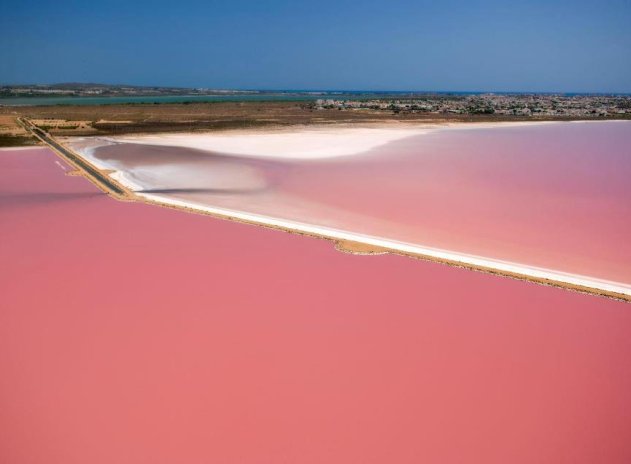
[137,191,631,300]
[52,121,631,301]
[71,120,561,160]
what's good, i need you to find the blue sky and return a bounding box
[1,0,630,92]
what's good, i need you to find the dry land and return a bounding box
[2,99,629,143]
[0,115,38,147]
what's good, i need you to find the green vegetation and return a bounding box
[0,134,38,147]
[91,119,283,134]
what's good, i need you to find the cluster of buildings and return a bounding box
[314,94,631,117]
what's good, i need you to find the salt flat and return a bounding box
[99,122,553,160]
[107,126,434,159]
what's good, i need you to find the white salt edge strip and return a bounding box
[133,191,631,298]
[0,146,49,151]
[76,144,146,191]
[70,120,615,162]
[104,128,432,159]
[100,122,563,161]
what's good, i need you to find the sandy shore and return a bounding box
[0,145,44,151]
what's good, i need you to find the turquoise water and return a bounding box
[0,94,327,106]
[2,91,624,107]
[0,92,403,106]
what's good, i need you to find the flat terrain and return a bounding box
[0,115,37,146]
[3,101,627,141]
[2,147,630,464]
[72,122,630,297]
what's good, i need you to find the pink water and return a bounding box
[1,147,631,464]
[90,121,631,284]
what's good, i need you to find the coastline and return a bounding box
[0,145,43,151]
[54,121,631,301]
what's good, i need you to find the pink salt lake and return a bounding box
[1,147,631,464]
[84,121,631,286]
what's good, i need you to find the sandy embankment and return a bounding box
[0,146,43,151]
[66,124,631,300]
[133,191,631,299]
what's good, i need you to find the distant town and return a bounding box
[1,83,630,120]
[2,84,631,147]
[312,94,631,118]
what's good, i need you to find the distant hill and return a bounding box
[0,83,258,97]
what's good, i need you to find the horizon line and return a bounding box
[2,82,631,96]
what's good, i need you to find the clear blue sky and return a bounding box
[1,0,630,92]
